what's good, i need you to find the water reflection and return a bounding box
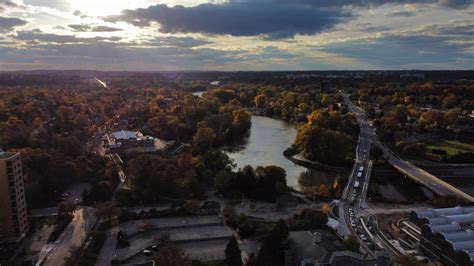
[227,116,339,191]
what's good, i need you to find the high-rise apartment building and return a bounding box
[0,152,29,240]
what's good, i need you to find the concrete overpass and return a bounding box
[343,92,474,203]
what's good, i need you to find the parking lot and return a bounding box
[97,215,233,265]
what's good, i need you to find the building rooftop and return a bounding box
[112,130,139,140]
[287,230,345,264]
[0,151,18,160]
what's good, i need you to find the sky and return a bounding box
[0,0,473,71]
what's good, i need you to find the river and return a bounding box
[227,116,341,191]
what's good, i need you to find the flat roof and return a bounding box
[112,130,137,140]
[0,152,18,160]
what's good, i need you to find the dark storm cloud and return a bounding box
[106,3,354,39]
[68,24,122,32]
[0,16,27,33]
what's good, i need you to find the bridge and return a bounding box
[343,93,474,203]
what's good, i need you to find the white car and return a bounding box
[143,250,152,256]
[357,172,362,178]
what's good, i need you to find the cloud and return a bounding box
[385,10,417,17]
[73,10,88,18]
[91,25,122,32]
[106,3,354,39]
[264,0,471,9]
[68,24,122,32]
[23,0,71,12]
[0,41,247,70]
[0,0,26,13]
[0,16,27,33]
[14,29,122,43]
[320,34,473,69]
[68,24,90,31]
[358,23,393,32]
[144,36,212,48]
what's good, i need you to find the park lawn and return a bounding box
[424,139,474,158]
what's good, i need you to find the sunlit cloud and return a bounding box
[0,0,472,70]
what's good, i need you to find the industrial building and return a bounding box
[410,206,474,265]
[0,152,29,241]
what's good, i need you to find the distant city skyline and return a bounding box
[0,0,473,71]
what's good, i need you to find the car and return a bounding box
[357,172,362,178]
[151,245,158,250]
[351,196,355,201]
[61,192,70,198]
[143,250,152,256]
[359,166,364,172]
[351,221,356,227]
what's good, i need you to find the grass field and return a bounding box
[424,139,474,158]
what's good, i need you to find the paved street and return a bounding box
[342,93,474,202]
[43,207,96,266]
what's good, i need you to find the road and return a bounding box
[336,92,378,258]
[339,92,419,259]
[43,207,96,266]
[342,93,474,203]
[339,91,474,260]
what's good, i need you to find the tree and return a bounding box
[287,208,328,230]
[254,94,268,108]
[94,201,121,221]
[214,170,231,192]
[255,221,287,266]
[193,126,216,152]
[225,236,243,266]
[343,234,360,252]
[371,145,384,160]
[182,200,201,215]
[153,244,190,266]
[58,201,76,215]
[255,165,287,201]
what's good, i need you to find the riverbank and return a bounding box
[288,154,351,173]
[227,116,342,191]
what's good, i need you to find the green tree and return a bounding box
[225,236,242,266]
